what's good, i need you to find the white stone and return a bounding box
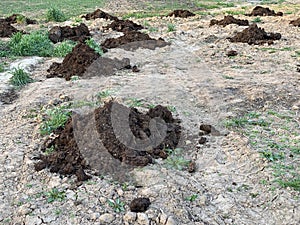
[123,211,137,223]
[99,213,115,223]
[136,213,149,225]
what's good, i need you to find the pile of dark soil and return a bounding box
[229,24,281,45]
[1,14,37,24]
[210,15,249,27]
[47,42,100,80]
[101,31,169,50]
[0,21,23,37]
[130,198,151,212]
[34,101,181,181]
[94,101,182,166]
[34,118,91,182]
[167,9,195,18]
[290,18,300,27]
[82,9,118,21]
[104,19,144,32]
[245,6,283,16]
[48,23,91,43]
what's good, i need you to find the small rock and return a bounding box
[123,211,137,223]
[18,204,32,215]
[66,190,76,201]
[188,160,196,173]
[25,215,42,225]
[292,105,299,110]
[99,213,115,223]
[198,136,207,144]
[199,124,211,134]
[136,213,149,225]
[166,216,177,225]
[226,50,238,57]
[91,212,100,220]
[130,197,151,212]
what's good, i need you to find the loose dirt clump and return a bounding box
[210,15,249,27]
[130,197,151,212]
[101,31,169,50]
[0,21,23,37]
[229,24,281,45]
[48,23,91,43]
[167,9,195,18]
[2,14,37,24]
[82,9,118,21]
[104,19,144,32]
[47,42,100,80]
[94,100,181,166]
[34,118,91,182]
[290,18,300,27]
[245,6,283,16]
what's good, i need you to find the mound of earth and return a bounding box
[0,21,23,37]
[34,118,91,182]
[229,24,281,45]
[48,23,91,43]
[2,14,37,24]
[104,19,144,32]
[47,42,100,80]
[34,100,181,181]
[82,9,118,21]
[94,100,182,166]
[210,15,249,27]
[290,18,300,27]
[245,6,283,16]
[101,31,170,50]
[167,9,195,18]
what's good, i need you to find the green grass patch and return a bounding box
[167,23,176,32]
[164,148,190,170]
[122,11,161,19]
[85,38,104,56]
[44,188,66,203]
[9,68,33,87]
[252,17,262,23]
[40,106,71,135]
[224,110,300,191]
[53,40,76,57]
[46,6,67,22]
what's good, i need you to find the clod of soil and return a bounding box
[104,19,144,32]
[47,42,100,80]
[0,21,23,37]
[0,89,19,104]
[229,24,281,45]
[290,18,300,27]
[167,9,195,18]
[101,31,170,50]
[245,6,283,16]
[130,197,151,212]
[210,15,249,27]
[83,57,132,78]
[34,118,91,182]
[226,50,238,57]
[94,100,181,166]
[82,9,118,21]
[2,14,37,24]
[48,23,91,43]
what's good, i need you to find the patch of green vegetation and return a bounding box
[44,146,55,155]
[53,40,76,57]
[167,23,176,32]
[96,90,113,100]
[225,10,245,15]
[122,11,161,19]
[167,105,177,113]
[261,0,285,4]
[46,6,67,22]
[16,14,27,24]
[126,98,145,107]
[107,198,125,213]
[40,106,71,135]
[252,17,262,23]
[0,62,7,72]
[224,110,299,191]
[185,194,198,202]
[45,188,66,203]
[9,68,33,87]
[9,31,53,57]
[164,148,190,170]
[222,75,234,79]
[85,38,104,56]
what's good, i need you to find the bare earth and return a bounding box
[0,2,300,225]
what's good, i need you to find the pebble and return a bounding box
[123,211,137,223]
[99,213,115,223]
[136,213,149,225]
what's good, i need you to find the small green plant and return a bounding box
[16,14,26,24]
[53,40,76,57]
[277,179,300,191]
[46,7,67,22]
[185,194,198,202]
[107,198,125,212]
[70,75,79,82]
[167,23,176,32]
[85,38,103,55]
[96,90,112,100]
[260,151,285,162]
[9,68,33,87]
[9,31,53,57]
[222,75,234,79]
[167,105,177,113]
[40,107,71,135]
[126,98,144,107]
[45,188,66,203]
[252,17,262,23]
[44,146,55,155]
[165,148,190,170]
[148,26,159,32]
[0,62,6,72]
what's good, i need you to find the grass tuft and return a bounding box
[9,68,33,87]
[46,7,67,22]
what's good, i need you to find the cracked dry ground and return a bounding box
[1,5,300,225]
